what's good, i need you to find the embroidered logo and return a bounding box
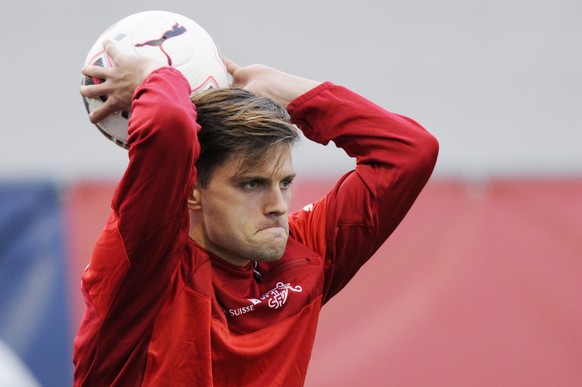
[249,282,303,310]
[226,282,303,317]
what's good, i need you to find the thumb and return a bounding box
[102,39,122,64]
[222,57,240,77]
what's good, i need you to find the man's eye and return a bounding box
[280,179,293,189]
[244,181,260,190]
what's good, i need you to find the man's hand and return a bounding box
[80,40,164,124]
[223,58,321,108]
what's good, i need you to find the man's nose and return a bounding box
[264,186,289,216]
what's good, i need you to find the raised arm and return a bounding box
[75,42,200,383]
[81,40,199,268]
[79,41,199,322]
[289,82,439,301]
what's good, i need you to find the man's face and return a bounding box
[190,146,295,267]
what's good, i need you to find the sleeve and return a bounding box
[114,67,199,266]
[83,67,199,321]
[287,82,439,303]
[76,68,200,384]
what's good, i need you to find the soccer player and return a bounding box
[74,39,439,386]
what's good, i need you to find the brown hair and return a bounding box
[191,88,300,187]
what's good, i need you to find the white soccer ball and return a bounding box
[82,10,229,149]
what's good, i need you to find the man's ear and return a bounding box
[188,185,202,211]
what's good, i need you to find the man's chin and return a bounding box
[252,239,288,263]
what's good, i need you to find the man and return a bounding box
[74,40,438,386]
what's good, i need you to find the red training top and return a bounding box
[73,68,438,386]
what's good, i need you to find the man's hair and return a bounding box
[191,88,300,188]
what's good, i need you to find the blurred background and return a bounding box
[0,0,581,385]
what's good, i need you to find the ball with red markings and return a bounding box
[82,10,229,149]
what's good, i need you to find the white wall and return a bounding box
[1,0,580,180]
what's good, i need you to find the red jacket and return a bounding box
[73,68,438,386]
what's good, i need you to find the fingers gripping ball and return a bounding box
[82,10,229,149]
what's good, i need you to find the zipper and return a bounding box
[264,257,315,279]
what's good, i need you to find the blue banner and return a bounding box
[0,181,73,386]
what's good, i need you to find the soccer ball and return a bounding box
[82,10,229,149]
